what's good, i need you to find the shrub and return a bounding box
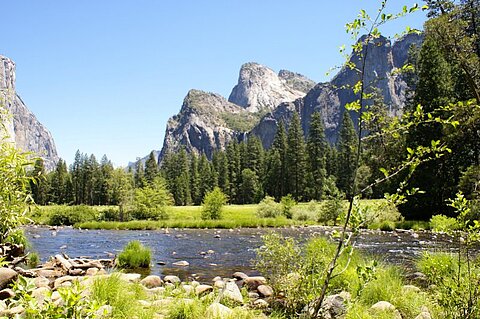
[27,252,40,267]
[117,240,151,268]
[201,187,227,220]
[132,177,172,220]
[280,195,297,219]
[48,205,97,226]
[319,198,343,225]
[430,214,458,232]
[257,196,282,218]
[98,207,120,221]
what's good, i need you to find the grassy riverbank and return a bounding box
[29,200,432,230]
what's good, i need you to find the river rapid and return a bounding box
[25,226,460,282]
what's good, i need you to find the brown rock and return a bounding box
[163,275,181,284]
[34,276,50,288]
[140,275,163,288]
[244,276,267,290]
[0,268,17,290]
[0,289,15,300]
[232,272,248,280]
[257,284,273,297]
[195,284,213,296]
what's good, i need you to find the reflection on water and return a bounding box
[25,226,466,282]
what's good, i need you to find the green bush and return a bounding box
[117,240,151,268]
[132,177,172,220]
[430,214,458,232]
[319,198,343,225]
[48,205,97,226]
[201,187,227,220]
[98,207,121,221]
[280,195,297,219]
[256,196,282,218]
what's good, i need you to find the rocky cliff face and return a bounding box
[160,89,261,159]
[252,33,423,147]
[0,56,59,170]
[156,64,312,162]
[228,62,308,113]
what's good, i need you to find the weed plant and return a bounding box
[117,240,151,268]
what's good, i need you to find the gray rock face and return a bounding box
[251,34,422,145]
[0,56,59,170]
[160,89,259,159]
[228,62,307,113]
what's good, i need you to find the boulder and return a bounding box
[214,280,225,289]
[86,267,99,276]
[402,285,421,293]
[32,287,51,305]
[371,301,396,312]
[182,284,194,295]
[140,275,163,288]
[206,302,233,318]
[415,311,432,319]
[195,284,213,296]
[119,273,141,282]
[316,293,350,319]
[163,275,181,284]
[223,281,243,304]
[232,272,248,280]
[0,268,17,290]
[257,285,273,298]
[34,276,50,288]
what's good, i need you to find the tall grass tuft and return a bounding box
[117,240,151,268]
[92,273,155,319]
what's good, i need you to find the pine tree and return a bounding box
[99,155,114,205]
[30,158,48,205]
[336,111,358,199]
[212,151,229,195]
[286,113,307,200]
[265,149,283,200]
[190,153,201,205]
[134,161,145,189]
[144,151,159,185]
[199,154,217,200]
[306,111,327,200]
[173,149,191,206]
[226,141,242,203]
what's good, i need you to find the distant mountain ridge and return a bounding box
[134,33,423,165]
[0,56,59,170]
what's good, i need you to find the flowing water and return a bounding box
[25,226,462,282]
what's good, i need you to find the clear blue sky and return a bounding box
[2,1,427,167]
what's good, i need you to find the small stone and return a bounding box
[51,291,61,301]
[157,261,166,265]
[68,268,84,276]
[86,267,99,276]
[190,280,200,287]
[0,305,24,316]
[163,275,181,284]
[253,299,269,309]
[165,282,175,289]
[0,289,15,300]
[145,287,166,296]
[140,275,163,288]
[34,276,50,288]
[207,250,215,254]
[54,276,76,289]
[97,269,107,275]
[195,284,213,296]
[172,260,189,267]
[371,301,396,312]
[212,276,222,282]
[214,235,221,238]
[60,245,67,249]
[206,302,233,317]
[257,285,273,297]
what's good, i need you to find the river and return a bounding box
[25,226,460,282]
